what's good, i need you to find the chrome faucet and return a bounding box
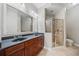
[14,35,17,39]
[13,34,22,39]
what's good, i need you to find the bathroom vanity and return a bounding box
[0,33,44,56]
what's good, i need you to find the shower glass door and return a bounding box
[53,19,64,47]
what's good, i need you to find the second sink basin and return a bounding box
[12,38,27,42]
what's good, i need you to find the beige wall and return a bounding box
[66,5,79,44]
[38,8,45,33]
[0,4,3,42]
[0,4,1,34]
[55,8,66,19]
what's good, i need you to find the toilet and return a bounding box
[66,39,74,47]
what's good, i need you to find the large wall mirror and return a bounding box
[20,13,33,32]
[2,4,34,36]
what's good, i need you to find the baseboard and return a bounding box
[74,43,79,47]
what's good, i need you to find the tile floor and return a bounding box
[38,46,79,56]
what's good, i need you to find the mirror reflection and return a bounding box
[2,5,34,36]
[20,14,33,32]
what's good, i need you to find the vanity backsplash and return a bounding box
[2,32,44,40]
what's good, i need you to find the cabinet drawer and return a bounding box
[5,43,24,55]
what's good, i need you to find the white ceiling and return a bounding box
[46,3,67,16]
[33,3,68,16]
[33,3,47,8]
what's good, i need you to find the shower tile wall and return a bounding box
[53,19,64,47]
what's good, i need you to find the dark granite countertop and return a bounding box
[0,33,44,51]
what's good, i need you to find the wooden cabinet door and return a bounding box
[25,45,37,56]
[30,37,44,56]
[10,49,24,56]
[5,43,24,56]
[30,44,39,56]
[40,36,44,48]
[0,50,5,56]
[25,47,30,56]
[24,39,33,56]
[29,45,35,56]
[25,36,44,56]
[24,38,40,56]
[37,36,44,49]
[25,39,38,56]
